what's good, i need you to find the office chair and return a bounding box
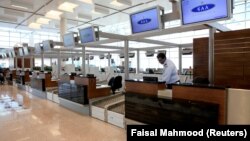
[108,76,122,94]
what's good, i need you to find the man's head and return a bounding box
[157,53,166,64]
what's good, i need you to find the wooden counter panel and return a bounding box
[172,86,227,125]
[125,81,159,96]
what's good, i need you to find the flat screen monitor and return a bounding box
[34,43,43,54]
[180,0,232,26]
[79,26,98,43]
[23,47,29,56]
[6,52,10,58]
[63,32,77,48]
[18,48,24,57]
[130,6,163,34]
[42,40,53,51]
[12,50,16,57]
[8,52,13,58]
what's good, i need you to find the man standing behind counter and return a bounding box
[157,53,180,89]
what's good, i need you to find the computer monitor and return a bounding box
[143,76,158,82]
[18,48,24,57]
[180,0,232,26]
[63,32,78,48]
[79,26,99,43]
[23,47,29,56]
[42,40,53,51]
[130,6,164,34]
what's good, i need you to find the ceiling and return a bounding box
[0,0,173,33]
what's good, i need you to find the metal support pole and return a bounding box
[41,52,44,71]
[58,50,61,78]
[30,55,33,71]
[15,57,17,70]
[136,50,140,74]
[108,52,111,67]
[22,57,24,71]
[87,54,90,73]
[178,47,182,74]
[124,40,129,79]
[50,57,52,66]
[209,27,216,84]
[82,47,86,75]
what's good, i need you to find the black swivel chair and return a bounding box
[108,76,122,94]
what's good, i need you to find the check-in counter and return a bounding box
[125,79,166,96]
[58,75,111,105]
[30,72,58,92]
[6,70,13,85]
[15,70,30,85]
[172,83,228,125]
[12,70,16,80]
[125,81,227,125]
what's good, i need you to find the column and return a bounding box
[124,40,129,79]
[209,27,216,84]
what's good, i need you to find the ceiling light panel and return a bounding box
[58,2,78,13]
[45,10,63,20]
[28,23,41,29]
[36,18,50,25]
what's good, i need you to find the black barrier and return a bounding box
[127,125,250,141]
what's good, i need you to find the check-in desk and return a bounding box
[12,70,16,80]
[125,79,166,96]
[15,70,30,85]
[125,81,227,125]
[6,71,13,85]
[58,75,111,115]
[172,83,228,125]
[58,76,111,105]
[30,72,58,92]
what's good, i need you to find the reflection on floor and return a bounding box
[0,85,125,141]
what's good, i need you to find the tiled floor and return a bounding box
[0,85,126,141]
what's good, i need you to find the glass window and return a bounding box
[0,31,9,36]
[10,32,20,37]
[233,3,245,14]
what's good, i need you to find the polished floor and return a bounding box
[0,85,126,141]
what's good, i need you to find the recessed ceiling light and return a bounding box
[36,18,50,25]
[28,23,41,29]
[58,2,78,13]
[45,10,63,20]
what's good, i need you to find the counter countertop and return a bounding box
[125,79,165,84]
[172,83,229,90]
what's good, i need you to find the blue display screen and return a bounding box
[43,40,52,51]
[130,8,160,34]
[63,33,75,48]
[79,27,95,43]
[181,0,229,25]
